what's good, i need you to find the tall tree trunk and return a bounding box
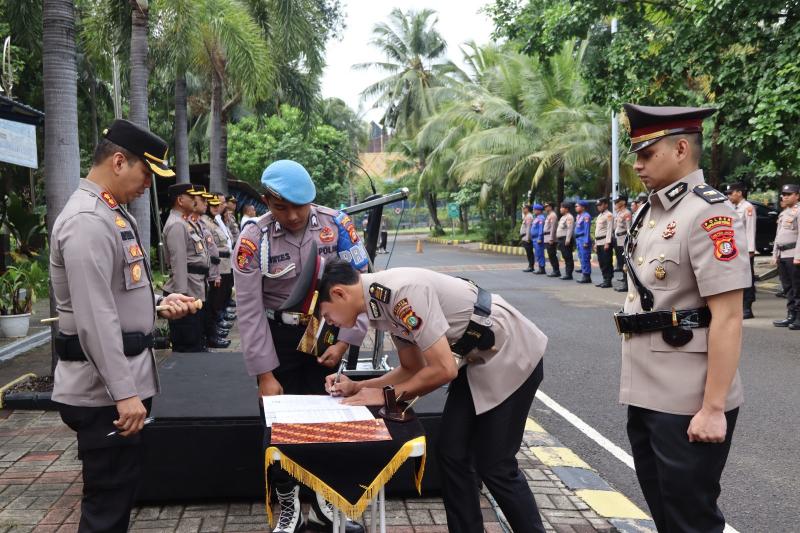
[174,73,190,183]
[557,165,565,207]
[86,61,99,146]
[44,0,81,372]
[209,64,225,193]
[218,107,230,195]
[426,192,444,235]
[459,205,469,234]
[127,0,151,251]
[709,115,723,188]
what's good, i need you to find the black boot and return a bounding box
[773,312,796,327]
[560,272,573,280]
[743,307,754,320]
[789,315,800,330]
[523,267,534,272]
[307,491,365,533]
[223,311,237,321]
[595,280,612,288]
[534,268,547,275]
[207,336,231,349]
[273,485,302,533]
[576,274,592,284]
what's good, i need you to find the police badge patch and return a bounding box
[710,229,738,261]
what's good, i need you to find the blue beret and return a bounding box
[532,203,544,210]
[261,160,316,205]
[578,200,590,207]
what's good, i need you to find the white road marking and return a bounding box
[535,389,741,533]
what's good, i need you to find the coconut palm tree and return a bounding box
[43,0,81,236]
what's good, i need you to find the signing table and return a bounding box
[262,398,426,533]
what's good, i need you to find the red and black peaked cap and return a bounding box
[623,104,716,153]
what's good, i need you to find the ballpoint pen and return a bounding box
[106,417,155,437]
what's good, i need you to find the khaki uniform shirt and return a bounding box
[544,211,557,244]
[519,213,533,242]
[211,215,233,275]
[198,215,220,282]
[773,205,799,259]
[731,199,756,254]
[361,269,547,414]
[621,169,750,415]
[232,206,369,376]
[226,212,240,244]
[163,209,209,300]
[614,208,632,244]
[50,179,159,407]
[556,213,574,245]
[594,209,614,246]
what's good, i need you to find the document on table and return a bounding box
[261,394,375,427]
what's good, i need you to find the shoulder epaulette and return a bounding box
[692,184,726,204]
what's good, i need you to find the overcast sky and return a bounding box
[321,0,495,123]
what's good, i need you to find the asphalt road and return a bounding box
[386,239,799,533]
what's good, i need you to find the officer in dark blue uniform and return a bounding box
[530,204,547,275]
[574,200,593,283]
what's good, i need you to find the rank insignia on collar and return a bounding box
[320,226,335,243]
[369,283,391,303]
[369,299,381,318]
[115,216,127,228]
[131,262,142,283]
[100,191,118,209]
[662,221,677,239]
[666,182,687,200]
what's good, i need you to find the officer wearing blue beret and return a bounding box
[574,200,593,283]
[232,160,367,533]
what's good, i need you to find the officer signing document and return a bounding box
[50,119,197,532]
[317,261,548,533]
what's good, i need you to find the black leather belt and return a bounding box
[219,251,231,258]
[777,242,796,251]
[596,234,606,240]
[450,283,495,357]
[187,265,209,275]
[544,231,551,235]
[616,231,627,237]
[614,307,711,346]
[210,256,220,265]
[55,332,154,362]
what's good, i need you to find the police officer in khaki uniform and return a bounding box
[51,120,197,533]
[213,193,237,322]
[556,202,575,280]
[163,184,211,351]
[519,205,535,272]
[232,160,368,533]
[615,104,750,532]
[318,262,548,533]
[543,201,561,277]
[613,196,632,292]
[594,198,614,287]
[772,183,800,328]
[725,183,758,318]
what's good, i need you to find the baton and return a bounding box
[40,299,203,324]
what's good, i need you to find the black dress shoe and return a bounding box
[223,312,237,321]
[534,269,547,275]
[789,319,800,330]
[595,281,613,288]
[614,285,629,292]
[207,337,231,349]
[547,271,561,277]
[560,275,573,280]
[523,268,534,272]
[775,291,786,298]
[576,275,592,284]
[773,313,796,327]
[742,308,754,320]
[215,328,230,339]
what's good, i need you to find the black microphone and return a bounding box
[324,144,377,196]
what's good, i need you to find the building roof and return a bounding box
[0,95,44,126]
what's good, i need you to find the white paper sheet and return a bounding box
[261,394,375,427]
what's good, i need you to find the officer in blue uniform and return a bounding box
[530,204,547,275]
[574,200,593,284]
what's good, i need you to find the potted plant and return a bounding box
[0,260,46,337]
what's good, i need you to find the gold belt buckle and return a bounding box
[613,313,623,335]
[671,307,679,327]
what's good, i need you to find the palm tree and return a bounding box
[195,0,272,193]
[356,8,454,234]
[44,0,81,236]
[126,0,153,247]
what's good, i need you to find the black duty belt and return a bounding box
[614,307,711,347]
[55,332,154,362]
[210,256,220,265]
[450,283,495,357]
[616,231,627,237]
[187,265,209,275]
[596,234,606,240]
[544,231,551,235]
[219,251,231,258]
[777,242,796,251]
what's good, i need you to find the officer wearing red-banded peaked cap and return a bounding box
[623,104,716,153]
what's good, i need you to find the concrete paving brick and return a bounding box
[429,509,448,525]
[535,494,555,509]
[227,503,251,516]
[410,526,449,533]
[175,517,201,533]
[38,508,71,526]
[55,524,78,533]
[199,516,225,532]
[0,508,46,525]
[384,509,410,525]
[158,505,183,520]
[383,527,413,533]
[406,509,433,525]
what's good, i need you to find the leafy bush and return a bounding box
[0,260,48,315]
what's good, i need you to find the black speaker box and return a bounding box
[138,353,444,503]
